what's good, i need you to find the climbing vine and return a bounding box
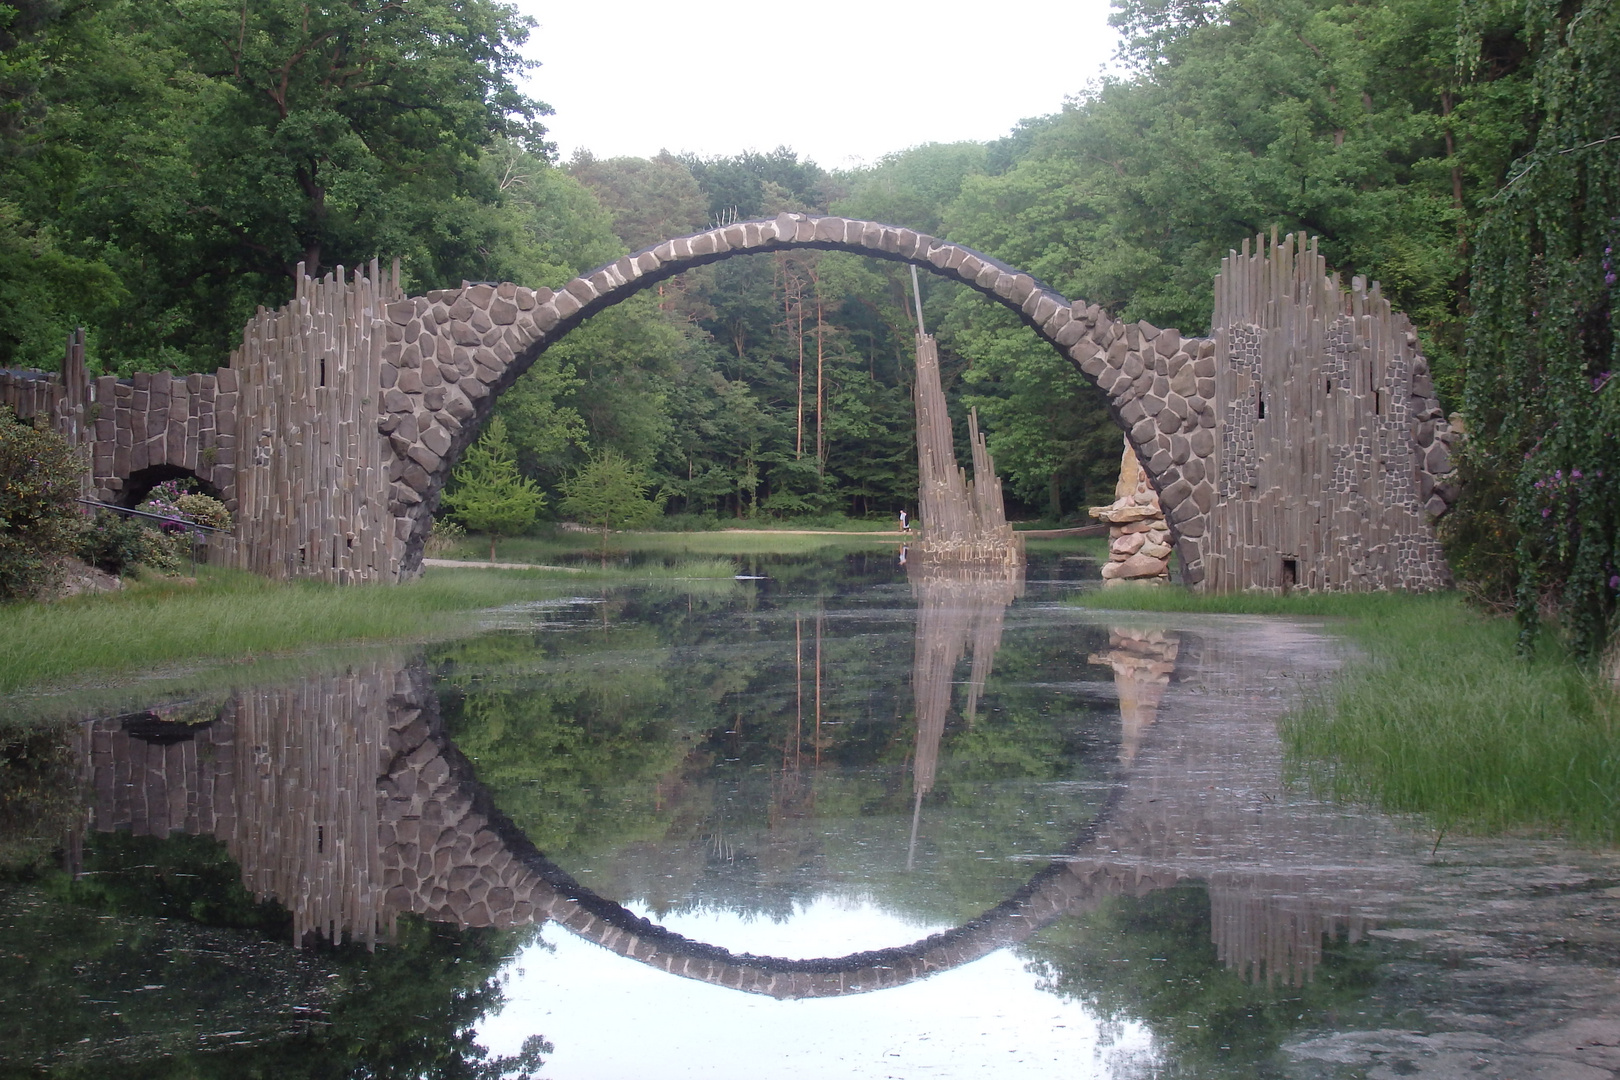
[1463,0,1620,658]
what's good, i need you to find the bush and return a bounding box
[0,407,85,601]
[77,511,179,576]
[424,517,466,555]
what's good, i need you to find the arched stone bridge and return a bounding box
[373,213,1229,582]
[5,215,1457,591]
[79,617,1407,997]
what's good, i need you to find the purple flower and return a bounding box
[1610,575,1619,590]
[1573,469,1584,479]
[1543,507,1552,517]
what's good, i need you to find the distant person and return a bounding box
[899,509,909,532]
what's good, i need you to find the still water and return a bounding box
[4,550,1619,1078]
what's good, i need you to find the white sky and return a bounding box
[513,0,1125,170]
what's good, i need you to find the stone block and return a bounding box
[420,426,451,457]
[384,389,413,413]
[552,289,582,320]
[1055,320,1088,348]
[1159,478,1193,509]
[397,369,423,394]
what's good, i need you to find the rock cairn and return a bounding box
[1090,436,1173,583]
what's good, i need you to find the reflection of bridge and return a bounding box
[7,219,1455,590]
[78,605,1405,997]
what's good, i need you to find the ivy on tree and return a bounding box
[441,417,545,561]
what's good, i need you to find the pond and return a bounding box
[3,548,1619,1078]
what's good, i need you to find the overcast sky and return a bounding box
[512,0,1125,170]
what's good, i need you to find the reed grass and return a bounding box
[1071,587,1620,842]
[0,566,578,694]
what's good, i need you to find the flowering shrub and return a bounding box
[124,479,231,574]
[0,407,86,601]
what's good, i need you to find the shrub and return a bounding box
[77,511,180,576]
[424,517,466,555]
[0,407,85,601]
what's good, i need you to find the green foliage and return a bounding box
[0,829,546,1076]
[1280,591,1620,842]
[0,565,582,694]
[0,720,79,877]
[1025,884,1382,1072]
[1459,0,1620,658]
[76,510,177,577]
[558,450,665,537]
[0,0,554,372]
[0,407,84,601]
[1082,585,1620,840]
[442,417,546,558]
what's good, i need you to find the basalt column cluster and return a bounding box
[1202,232,1457,592]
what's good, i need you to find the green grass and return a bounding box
[0,565,581,696]
[1072,587,1620,844]
[438,529,897,564]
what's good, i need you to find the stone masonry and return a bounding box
[3,216,1459,590]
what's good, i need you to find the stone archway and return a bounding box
[379,214,1220,585]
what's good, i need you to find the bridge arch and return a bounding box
[379,214,1218,584]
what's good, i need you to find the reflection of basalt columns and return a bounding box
[1209,883,1372,987]
[77,622,1403,999]
[1090,435,1173,583]
[1088,627,1180,767]
[81,661,401,947]
[906,562,1025,865]
[913,332,1024,567]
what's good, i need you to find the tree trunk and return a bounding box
[1049,472,1063,520]
[490,535,497,561]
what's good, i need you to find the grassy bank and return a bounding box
[1072,587,1620,844]
[0,566,582,695]
[436,529,897,565]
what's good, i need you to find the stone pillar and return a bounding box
[1090,435,1173,583]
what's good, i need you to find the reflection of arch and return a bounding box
[80,622,1401,997]
[377,215,1221,584]
[905,562,1025,867]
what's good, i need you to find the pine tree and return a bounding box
[440,418,545,561]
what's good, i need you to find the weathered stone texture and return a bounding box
[1202,232,1454,592]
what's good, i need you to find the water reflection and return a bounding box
[72,594,1396,1002]
[20,566,1620,1076]
[905,561,1024,868]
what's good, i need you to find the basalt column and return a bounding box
[912,331,1024,567]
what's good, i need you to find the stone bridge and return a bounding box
[6,218,1456,591]
[78,613,1408,997]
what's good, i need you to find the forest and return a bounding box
[1,0,1616,642]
